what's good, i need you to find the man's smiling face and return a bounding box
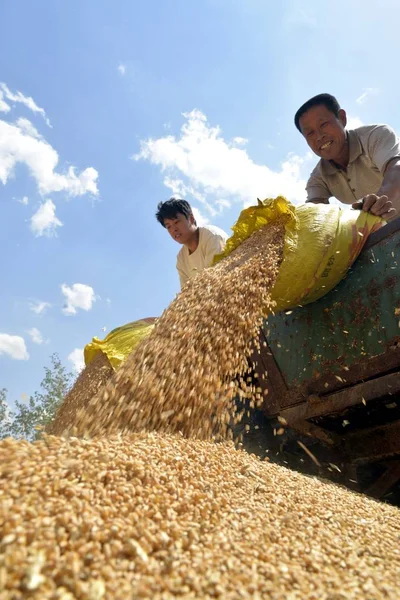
[299,104,347,162]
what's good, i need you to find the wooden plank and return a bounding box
[344,420,400,463]
[284,417,341,447]
[252,329,288,415]
[365,461,400,499]
[281,372,400,421]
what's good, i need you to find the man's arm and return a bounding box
[352,158,400,220]
[176,256,189,290]
[380,157,400,200]
[352,125,400,220]
[306,171,331,205]
[203,233,227,268]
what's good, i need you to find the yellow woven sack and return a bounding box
[84,318,157,370]
[214,197,382,313]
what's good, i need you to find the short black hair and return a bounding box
[155,198,195,228]
[294,93,341,132]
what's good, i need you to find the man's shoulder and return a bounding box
[308,160,324,178]
[351,123,397,141]
[200,225,229,241]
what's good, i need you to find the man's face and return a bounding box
[299,105,347,161]
[164,213,196,245]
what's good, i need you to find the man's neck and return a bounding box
[185,228,200,254]
[331,131,350,169]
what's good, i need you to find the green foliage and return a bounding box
[0,388,11,439]
[0,354,74,441]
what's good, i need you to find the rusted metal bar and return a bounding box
[363,216,400,251]
[284,417,341,447]
[364,460,400,499]
[344,420,400,463]
[252,329,288,415]
[282,372,400,421]
[308,350,400,398]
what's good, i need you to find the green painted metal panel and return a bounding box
[263,228,400,387]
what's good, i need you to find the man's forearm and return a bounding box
[378,159,400,204]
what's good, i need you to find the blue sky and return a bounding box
[1,0,399,405]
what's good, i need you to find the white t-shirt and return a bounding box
[176,226,228,289]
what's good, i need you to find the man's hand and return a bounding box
[352,194,396,220]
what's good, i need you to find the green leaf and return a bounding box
[0,354,75,441]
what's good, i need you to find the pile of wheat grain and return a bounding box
[50,221,285,439]
[46,354,114,437]
[1,433,399,600]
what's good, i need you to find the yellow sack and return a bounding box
[214,196,383,312]
[84,318,157,370]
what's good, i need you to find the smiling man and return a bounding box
[156,198,228,289]
[295,93,400,221]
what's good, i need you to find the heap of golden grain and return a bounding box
[2,222,399,599]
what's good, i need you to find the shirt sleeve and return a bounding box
[367,125,400,174]
[176,255,189,290]
[306,170,332,203]
[203,232,227,268]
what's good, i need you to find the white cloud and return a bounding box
[15,117,43,139]
[30,199,63,237]
[232,137,248,146]
[118,64,126,76]
[61,283,96,316]
[134,109,309,212]
[192,206,209,226]
[68,348,85,373]
[216,198,231,209]
[356,88,379,105]
[17,195,29,205]
[347,115,364,130]
[0,118,99,197]
[30,300,51,315]
[0,82,51,126]
[0,90,10,113]
[163,176,218,216]
[0,333,29,360]
[27,327,44,345]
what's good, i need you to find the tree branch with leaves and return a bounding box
[0,354,74,441]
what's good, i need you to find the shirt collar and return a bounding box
[319,129,363,175]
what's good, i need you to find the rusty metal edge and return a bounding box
[277,348,400,409]
[364,460,400,498]
[343,420,400,463]
[251,329,288,416]
[362,215,400,251]
[282,371,400,421]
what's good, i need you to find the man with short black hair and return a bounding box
[156,198,228,289]
[295,93,400,221]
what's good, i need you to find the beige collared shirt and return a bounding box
[306,124,400,205]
